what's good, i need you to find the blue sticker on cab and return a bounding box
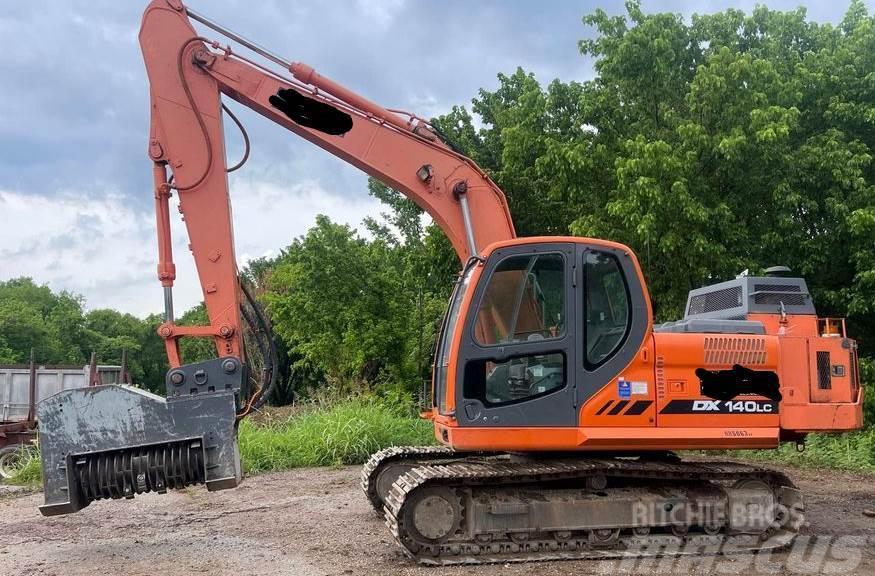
[618,378,631,399]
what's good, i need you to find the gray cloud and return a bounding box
[0,0,857,198]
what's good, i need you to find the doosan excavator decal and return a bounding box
[660,399,778,414]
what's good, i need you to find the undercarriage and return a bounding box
[362,447,804,565]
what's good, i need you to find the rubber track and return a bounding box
[382,457,804,566]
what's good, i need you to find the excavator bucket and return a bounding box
[38,358,245,516]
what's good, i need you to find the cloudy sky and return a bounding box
[0,0,862,317]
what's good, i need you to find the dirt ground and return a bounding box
[2,461,874,576]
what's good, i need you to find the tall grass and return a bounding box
[732,429,875,472]
[5,444,42,486]
[238,396,435,473]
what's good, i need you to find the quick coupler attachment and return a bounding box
[38,357,246,516]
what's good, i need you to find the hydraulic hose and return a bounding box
[239,280,278,412]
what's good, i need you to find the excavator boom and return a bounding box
[141,1,515,366]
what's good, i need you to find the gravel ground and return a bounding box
[1,461,874,576]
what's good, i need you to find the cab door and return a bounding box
[455,242,578,427]
[575,244,651,416]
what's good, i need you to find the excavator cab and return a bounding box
[432,237,650,429]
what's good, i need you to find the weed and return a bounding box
[5,444,42,487]
[238,395,435,473]
[732,429,875,472]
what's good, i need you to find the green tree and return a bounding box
[81,308,168,388]
[137,313,172,392]
[432,70,583,236]
[434,1,875,351]
[0,278,86,363]
[567,0,875,337]
[173,304,216,364]
[0,278,174,392]
[263,211,448,391]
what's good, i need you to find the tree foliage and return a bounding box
[262,204,449,390]
[0,278,166,391]
[434,1,875,348]
[0,278,84,364]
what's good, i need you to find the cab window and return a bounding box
[474,253,564,346]
[434,267,473,414]
[464,352,566,406]
[584,251,630,367]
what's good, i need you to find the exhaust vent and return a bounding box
[687,286,743,316]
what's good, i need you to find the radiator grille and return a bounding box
[752,283,807,306]
[703,337,767,365]
[816,351,831,390]
[753,284,801,293]
[688,286,743,315]
[754,292,807,306]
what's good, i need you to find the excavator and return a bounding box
[37,0,864,566]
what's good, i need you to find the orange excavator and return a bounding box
[38,1,863,565]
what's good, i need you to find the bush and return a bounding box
[860,357,875,424]
[732,430,875,472]
[238,396,435,473]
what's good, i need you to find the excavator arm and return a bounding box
[142,0,515,369]
[38,0,514,515]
